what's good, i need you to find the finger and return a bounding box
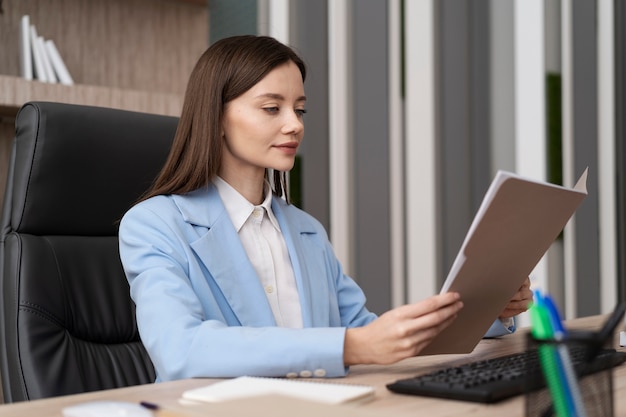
[401,300,464,336]
[508,285,533,302]
[395,292,461,319]
[500,301,532,317]
[508,291,527,302]
[513,278,531,294]
[509,290,532,302]
[506,298,532,310]
[403,312,461,356]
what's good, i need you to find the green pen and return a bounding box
[529,303,570,417]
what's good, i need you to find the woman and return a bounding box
[119,35,532,382]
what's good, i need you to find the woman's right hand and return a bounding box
[343,292,463,366]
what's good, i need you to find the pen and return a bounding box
[542,295,587,417]
[140,401,207,417]
[530,300,570,417]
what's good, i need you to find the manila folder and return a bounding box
[419,168,588,356]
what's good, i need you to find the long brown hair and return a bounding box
[140,35,307,203]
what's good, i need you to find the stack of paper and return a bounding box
[182,376,376,406]
[19,15,74,85]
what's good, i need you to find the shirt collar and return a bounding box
[212,176,281,232]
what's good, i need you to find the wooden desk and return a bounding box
[0,314,622,417]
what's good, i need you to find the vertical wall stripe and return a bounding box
[468,1,493,215]
[437,1,492,282]
[439,1,472,277]
[571,0,600,317]
[388,0,405,307]
[543,0,565,313]
[290,1,330,232]
[561,0,602,318]
[561,0,577,319]
[514,1,546,179]
[597,0,618,313]
[257,0,269,35]
[514,0,549,302]
[489,2,516,173]
[617,0,626,304]
[405,0,439,301]
[328,0,354,275]
[352,1,391,314]
[268,0,289,44]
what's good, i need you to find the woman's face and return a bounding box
[220,61,306,180]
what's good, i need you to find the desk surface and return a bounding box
[0,314,623,417]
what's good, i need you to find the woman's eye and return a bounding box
[263,107,279,114]
[295,109,307,117]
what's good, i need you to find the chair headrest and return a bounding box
[3,102,178,236]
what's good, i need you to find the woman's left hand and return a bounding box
[499,277,533,319]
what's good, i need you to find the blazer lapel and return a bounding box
[174,187,276,327]
[272,199,331,328]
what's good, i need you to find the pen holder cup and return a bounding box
[525,333,615,417]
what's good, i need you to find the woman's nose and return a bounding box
[282,112,304,135]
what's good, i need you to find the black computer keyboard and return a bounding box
[386,347,626,403]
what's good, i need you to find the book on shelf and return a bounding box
[36,35,57,83]
[29,24,48,83]
[45,40,74,85]
[19,15,33,80]
[21,16,74,85]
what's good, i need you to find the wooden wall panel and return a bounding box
[0,0,208,95]
[0,75,184,117]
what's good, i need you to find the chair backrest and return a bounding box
[0,102,178,402]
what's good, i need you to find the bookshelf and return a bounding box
[0,0,209,204]
[0,75,185,118]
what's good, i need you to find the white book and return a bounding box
[37,36,57,83]
[29,25,47,82]
[44,40,74,85]
[19,15,33,80]
[182,376,375,406]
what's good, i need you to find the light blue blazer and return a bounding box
[119,185,377,381]
[119,185,513,382]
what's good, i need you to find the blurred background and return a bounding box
[1,0,624,322]
[220,0,624,325]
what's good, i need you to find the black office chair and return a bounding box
[0,101,178,402]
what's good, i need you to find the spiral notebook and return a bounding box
[181,376,375,406]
